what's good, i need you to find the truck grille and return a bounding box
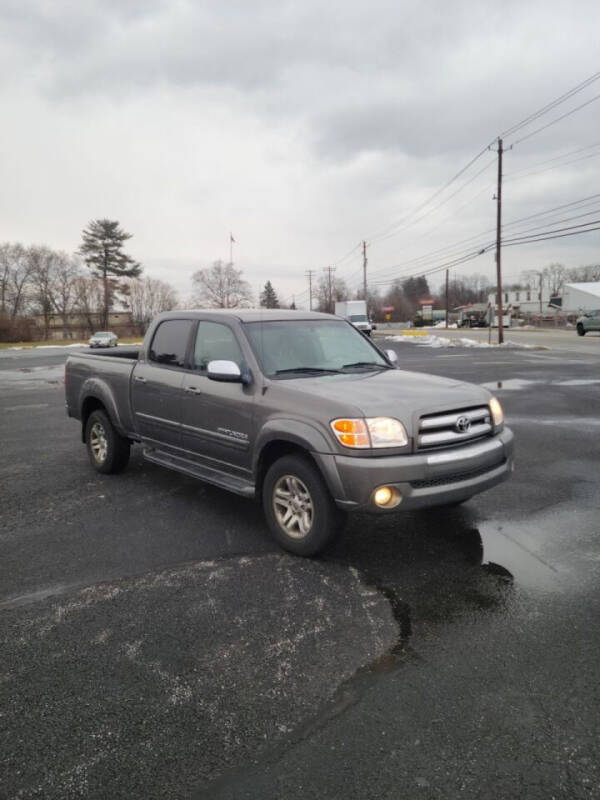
[417,405,492,450]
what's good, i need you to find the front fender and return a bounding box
[253,418,347,502]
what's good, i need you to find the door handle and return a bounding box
[185,386,201,394]
[134,376,147,383]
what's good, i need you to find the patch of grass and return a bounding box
[0,337,143,350]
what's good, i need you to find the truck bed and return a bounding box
[65,349,141,434]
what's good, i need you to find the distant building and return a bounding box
[32,311,136,340]
[561,282,600,313]
[487,288,551,315]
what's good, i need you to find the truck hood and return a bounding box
[281,368,491,428]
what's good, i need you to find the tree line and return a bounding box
[0,220,178,342]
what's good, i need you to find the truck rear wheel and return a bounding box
[262,454,344,556]
[85,409,130,474]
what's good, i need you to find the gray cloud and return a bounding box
[2,0,600,301]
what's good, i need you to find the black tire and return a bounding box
[577,324,586,336]
[85,409,130,474]
[262,454,345,556]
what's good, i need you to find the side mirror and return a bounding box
[384,349,398,365]
[207,360,243,382]
[372,323,377,330]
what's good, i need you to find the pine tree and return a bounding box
[259,280,280,308]
[79,219,142,328]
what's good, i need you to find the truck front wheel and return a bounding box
[85,409,130,474]
[262,454,345,556]
[577,324,586,336]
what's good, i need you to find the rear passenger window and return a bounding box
[193,322,243,371]
[149,320,193,367]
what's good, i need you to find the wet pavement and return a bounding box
[1,342,599,799]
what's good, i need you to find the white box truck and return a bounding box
[335,300,373,335]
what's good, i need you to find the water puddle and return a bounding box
[479,521,559,592]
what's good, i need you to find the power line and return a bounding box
[368,158,496,247]
[502,218,600,245]
[504,140,600,176]
[501,69,600,139]
[510,90,600,147]
[365,145,493,245]
[363,191,600,286]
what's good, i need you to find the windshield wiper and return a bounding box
[275,367,342,375]
[342,361,393,370]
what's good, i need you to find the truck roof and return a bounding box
[154,309,337,323]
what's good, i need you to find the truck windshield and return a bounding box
[349,315,367,322]
[244,319,388,378]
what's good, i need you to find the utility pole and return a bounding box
[362,240,368,309]
[323,266,336,313]
[494,138,504,344]
[445,269,449,329]
[538,271,544,314]
[305,270,316,311]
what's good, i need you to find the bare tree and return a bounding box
[191,260,253,308]
[52,254,81,337]
[73,277,104,334]
[315,275,349,313]
[542,263,567,296]
[28,246,58,339]
[567,264,600,282]
[0,243,32,319]
[124,277,178,331]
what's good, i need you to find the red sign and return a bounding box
[381,306,395,312]
[419,298,434,305]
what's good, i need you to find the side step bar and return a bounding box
[143,448,255,498]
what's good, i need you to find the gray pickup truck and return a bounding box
[65,309,513,555]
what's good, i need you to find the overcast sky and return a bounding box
[2,0,600,306]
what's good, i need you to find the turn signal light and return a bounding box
[331,419,370,448]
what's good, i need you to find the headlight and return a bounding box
[489,396,504,427]
[331,417,408,448]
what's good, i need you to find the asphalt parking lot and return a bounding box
[1,337,599,799]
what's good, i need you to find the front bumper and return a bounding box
[322,428,514,512]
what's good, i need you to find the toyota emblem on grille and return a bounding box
[455,415,471,433]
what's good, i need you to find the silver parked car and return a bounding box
[576,310,600,336]
[88,331,118,348]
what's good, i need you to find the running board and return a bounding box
[143,448,255,498]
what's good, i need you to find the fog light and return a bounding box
[373,486,403,509]
[374,487,393,506]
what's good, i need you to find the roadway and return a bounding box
[1,340,599,799]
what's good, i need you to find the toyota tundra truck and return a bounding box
[65,309,513,555]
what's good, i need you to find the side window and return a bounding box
[193,322,243,372]
[148,320,193,367]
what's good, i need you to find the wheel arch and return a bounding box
[254,422,346,503]
[79,382,125,443]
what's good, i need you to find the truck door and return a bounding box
[180,321,256,477]
[131,318,194,450]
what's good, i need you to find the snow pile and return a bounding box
[388,334,547,349]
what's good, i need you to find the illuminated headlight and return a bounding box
[489,396,504,427]
[331,417,408,448]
